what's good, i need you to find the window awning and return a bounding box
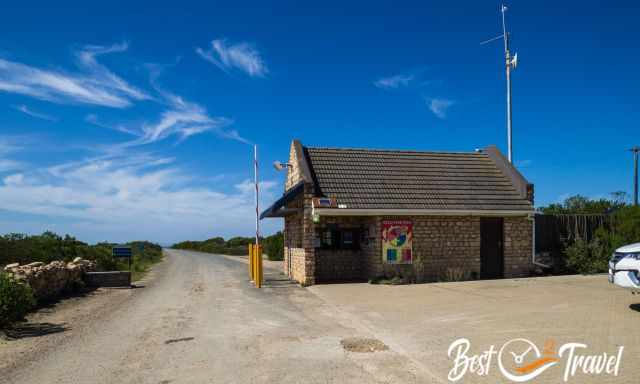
[259,182,304,219]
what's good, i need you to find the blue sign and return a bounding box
[112,246,132,258]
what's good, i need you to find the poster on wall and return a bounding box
[381,220,413,264]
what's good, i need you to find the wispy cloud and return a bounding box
[0,149,277,243]
[0,43,149,108]
[196,39,268,77]
[87,74,248,146]
[0,136,25,172]
[374,73,414,90]
[427,98,454,119]
[12,104,57,121]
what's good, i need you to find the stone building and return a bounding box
[261,140,535,286]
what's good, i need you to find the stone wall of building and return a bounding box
[284,211,532,285]
[503,216,533,278]
[360,216,482,283]
[285,142,303,190]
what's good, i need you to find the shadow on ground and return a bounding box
[2,322,69,340]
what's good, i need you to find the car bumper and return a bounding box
[609,262,640,289]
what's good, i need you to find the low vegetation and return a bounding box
[0,273,36,327]
[0,232,162,275]
[0,232,163,326]
[539,193,640,274]
[172,231,284,261]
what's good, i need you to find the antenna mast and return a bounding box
[483,5,518,163]
[501,4,517,163]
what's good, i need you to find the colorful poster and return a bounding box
[381,220,413,264]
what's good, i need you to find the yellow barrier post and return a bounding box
[248,244,253,281]
[255,245,261,288]
[258,245,263,288]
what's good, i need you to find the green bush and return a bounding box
[172,233,284,259]
[564,206,640,274]
[264,232,284,261]
[0,273,35,327]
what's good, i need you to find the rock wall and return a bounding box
[3,258,96,301]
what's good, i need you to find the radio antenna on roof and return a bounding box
[481,4,518,163]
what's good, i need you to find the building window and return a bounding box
[320,228,360,250]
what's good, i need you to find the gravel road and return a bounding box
[1,249,435,384]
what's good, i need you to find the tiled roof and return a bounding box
[305,147,533,212]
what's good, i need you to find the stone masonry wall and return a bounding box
[285,142,303,190]
[361,216,482,283]
[504,216,533,278]
[3,258,96,301]
[361,215,532,283]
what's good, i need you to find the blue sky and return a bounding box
[0,1,638,244]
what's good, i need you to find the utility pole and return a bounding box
[481,4,518,163]
[632,146,640,206]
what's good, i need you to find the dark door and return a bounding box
[480,218,504,279]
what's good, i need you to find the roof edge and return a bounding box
[484,145,532,202]
[314,208,534,217]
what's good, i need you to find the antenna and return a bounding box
[481,4,518,163]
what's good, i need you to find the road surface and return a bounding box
[1,249,433,384]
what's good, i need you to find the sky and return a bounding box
[0,1,638,244]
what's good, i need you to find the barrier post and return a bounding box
[258,245,263,288]
[248,244,254,281]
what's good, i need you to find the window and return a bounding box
[319,228,360,250]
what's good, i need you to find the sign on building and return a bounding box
[381,220,413,264]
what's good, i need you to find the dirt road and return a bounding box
[1,249,434,384]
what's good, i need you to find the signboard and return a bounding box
[381,220,413,264]
[112,246,132,258]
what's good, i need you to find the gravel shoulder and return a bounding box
[0,266,158,375]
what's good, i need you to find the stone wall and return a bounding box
[3,258,96,301]
[360,216,482,283]
[504,216,533,278]
[319,215,532,284]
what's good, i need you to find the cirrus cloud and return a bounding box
[196,39,268,77]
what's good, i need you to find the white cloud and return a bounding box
[3,173,24,186]
[427,98,454,119]
[196,39,268,77]
[87,76,248,146]
[374,73,414,90]
[12,104,57,121]
[0,151,279,243]
[0,43,149,108]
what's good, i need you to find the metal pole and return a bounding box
[254,144,260,246]
[633,147,639,206]
[502,5,513,163]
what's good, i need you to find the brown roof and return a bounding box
[304,146,533,212]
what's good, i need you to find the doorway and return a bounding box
[480,217,504,279]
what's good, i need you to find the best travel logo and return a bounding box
[447,337,624,382]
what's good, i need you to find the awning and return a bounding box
[260,182,304,219]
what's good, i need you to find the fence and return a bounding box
[535,214,611,270]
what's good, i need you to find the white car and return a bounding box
[609,242,640,291]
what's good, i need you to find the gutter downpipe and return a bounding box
[529,213,551,269]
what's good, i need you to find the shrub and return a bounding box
[439,267,473,282]
[264,232,284,261]
[0,273,36,327]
